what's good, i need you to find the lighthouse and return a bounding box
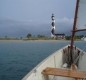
[51,14,65,39]
[51,14,55,38]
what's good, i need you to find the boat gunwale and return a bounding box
[22,44,86,80]
[22,45,69,80]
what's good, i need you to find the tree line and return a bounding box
[0,33,85,40]
[65,35,84,40]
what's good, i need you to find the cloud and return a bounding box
[79,24,86,29]
[53,17,74,34]
[0,17,74,37]
[56,17,73,24]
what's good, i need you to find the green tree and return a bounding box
[20,37,23,40]
[65,36,71,40]
[27,33,32,38]
[5,35,8,39]
[37,35,45,38]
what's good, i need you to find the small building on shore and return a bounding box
[55,33,65,39]
[81,37,86,41]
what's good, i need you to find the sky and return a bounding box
[0,0,76,37]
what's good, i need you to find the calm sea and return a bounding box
[0,40,86,80]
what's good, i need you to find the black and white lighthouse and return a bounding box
[51,14,55,38]
[51,14,65,39]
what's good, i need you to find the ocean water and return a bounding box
[0,40,86,80]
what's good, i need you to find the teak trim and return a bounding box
[42,67,86,79]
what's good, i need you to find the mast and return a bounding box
[70,0,80,65]
[51,14,55,38]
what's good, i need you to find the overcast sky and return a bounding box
[0,0,76,37]
[0,0,76,22]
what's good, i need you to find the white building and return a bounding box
[81,37,86,41]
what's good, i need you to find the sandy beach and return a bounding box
[0,39,82,42]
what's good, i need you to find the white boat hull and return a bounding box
[22,45,86,80]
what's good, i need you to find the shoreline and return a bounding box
[0,39,82,42]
